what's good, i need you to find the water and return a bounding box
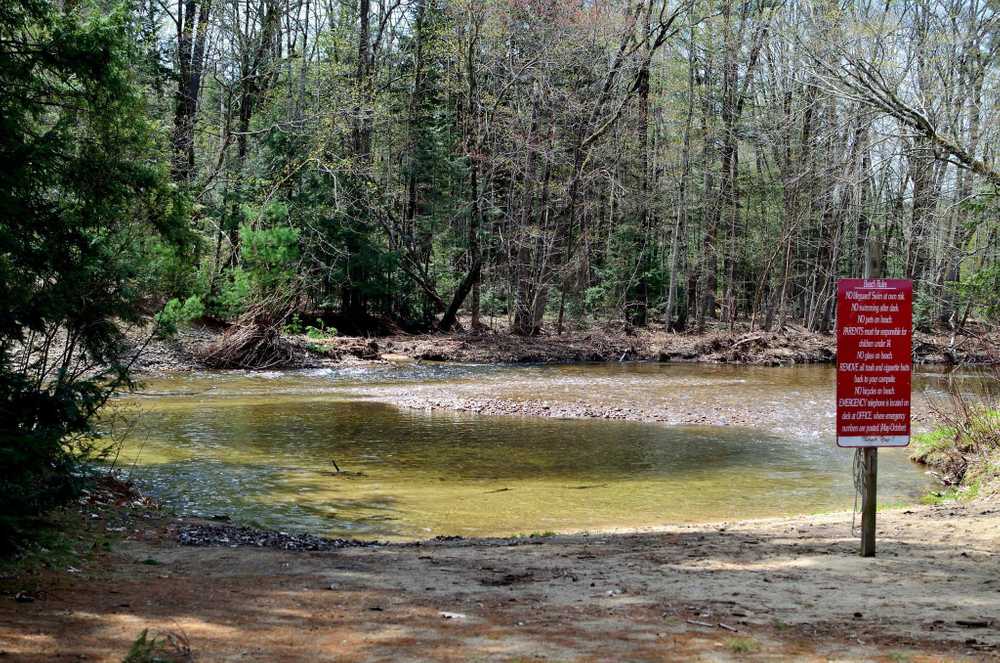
[112,363,947,540]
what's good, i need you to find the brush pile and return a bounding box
[198,303,302,369]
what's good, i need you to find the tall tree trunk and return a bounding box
[666,25,696,330]
[172,0,211,181]
[466,7,483,330]
[511,84,542,336]
[354,0,372,163]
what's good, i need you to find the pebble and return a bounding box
[177,524,380,551]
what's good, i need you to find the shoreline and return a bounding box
[130,323,998,374]
[3,490,997,661]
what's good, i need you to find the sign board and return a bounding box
[836,279,913,448]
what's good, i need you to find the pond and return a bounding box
[112,363,953,540]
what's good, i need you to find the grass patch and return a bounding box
[920,487,963,505]
[122,629,192,663]
[910,427,957,466]
[876,501,911,512]
[725,636,760,654]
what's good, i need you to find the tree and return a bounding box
[0,0,185,547]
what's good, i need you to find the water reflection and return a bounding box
[115,363,946,540]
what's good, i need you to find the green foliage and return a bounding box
[207,222,300,319]
[283,313,305,335]
[305,319,337,339]
[912,408,1000,498]
[215,267,253,319]
[236,223,300,310]
[912,290,935,332]
[140,236,202,302]
[283,314,337,339]
[0,0,184,549]
[910,426,957,466]
[478,289,507,317]
[920,488,963,505]
[957,263,1000,322]
[154,296,205,338]
[725,637,760,654]
[240,222,300,278]
[122,629,192,663]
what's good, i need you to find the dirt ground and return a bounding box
[2,499,998,662]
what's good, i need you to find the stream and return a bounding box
[111,363,960,540]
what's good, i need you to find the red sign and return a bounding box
[836,279,913,448]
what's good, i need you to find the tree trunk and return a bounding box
[171,0,211,181]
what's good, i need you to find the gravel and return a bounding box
[176,523,382,551]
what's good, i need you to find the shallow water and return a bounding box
[112,363,958,540]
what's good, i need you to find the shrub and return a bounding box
[305,319,337,339]
[122,629,192,663]
[210,224,301,319]
[913,367,1000,495]
[154,296,205,338]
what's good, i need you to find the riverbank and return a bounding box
[130,320,998,374]
[347,362,941,431]
[2,488,997,661]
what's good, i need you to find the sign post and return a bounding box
[836,279,913,557]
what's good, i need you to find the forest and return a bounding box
[154,0,1000,336]
[13,0,1000,340]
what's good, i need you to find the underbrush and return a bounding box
[0,475,151,583]
[912,366,1000,500]
[123,629,193,663]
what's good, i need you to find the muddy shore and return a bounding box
[2,492,997,661]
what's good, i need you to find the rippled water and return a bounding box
[109,363,960,540]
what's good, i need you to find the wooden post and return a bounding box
[860,447,877,557]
